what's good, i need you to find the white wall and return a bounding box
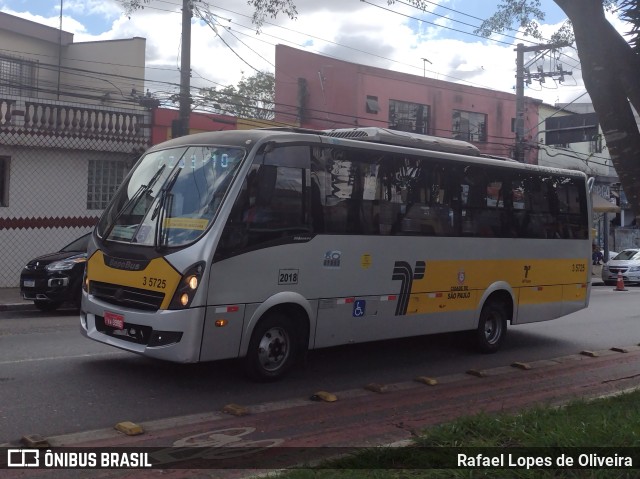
[536,103,613,176]
[0,147,130,287]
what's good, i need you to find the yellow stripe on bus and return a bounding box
[406,258,588,313]
[87,251,182,310]
[411,259,588,290]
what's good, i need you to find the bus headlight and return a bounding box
[83,265,89,292]
[169,261,205,309]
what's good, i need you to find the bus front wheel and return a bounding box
[244,313,297,381]
[474,300,507,353]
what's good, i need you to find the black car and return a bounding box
[20,233,91,311]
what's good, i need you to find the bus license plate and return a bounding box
[104,311,124,330]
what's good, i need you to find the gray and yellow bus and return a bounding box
[80,127,592,380]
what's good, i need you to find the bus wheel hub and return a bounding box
[258,328,289,370]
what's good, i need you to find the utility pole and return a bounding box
[57,0,63,100]
[175,0,192,138]
[514,42,571,162]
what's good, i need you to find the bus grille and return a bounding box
[90,281,165,311]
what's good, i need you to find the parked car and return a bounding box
[20,233,91,311]
[601,248,640,286]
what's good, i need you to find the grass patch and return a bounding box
[278,389,640,479]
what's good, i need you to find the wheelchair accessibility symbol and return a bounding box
[353,300,366,317]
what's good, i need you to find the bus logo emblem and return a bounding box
[392,261,426,316]
[323,251,342,268]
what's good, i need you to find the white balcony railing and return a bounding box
[0,96,151,152]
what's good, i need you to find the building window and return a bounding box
[0,156,8,207]
[366,95,379,114]
[87,160,129,210]
[0,53,37,97]
[452,110,487,142]
[389,99,430,134]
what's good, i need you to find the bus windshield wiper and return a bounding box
[153,165,182,249]
[103,164,166,241]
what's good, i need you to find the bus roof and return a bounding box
[146,127,481,157]
[144,128,585,179]
[323,127,481,156]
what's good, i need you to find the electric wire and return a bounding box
[1,2,617,172]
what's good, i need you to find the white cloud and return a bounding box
[63,0,121,19]
[2,0,636,110]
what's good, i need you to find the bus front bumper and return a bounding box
[80,299,205,363]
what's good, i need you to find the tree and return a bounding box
[475,0,640,219]
[119,0,297,25]
[118,0,295,135]
[394,1,640,218]
[200,71,275,120]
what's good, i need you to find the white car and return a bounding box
[601,248,640,285]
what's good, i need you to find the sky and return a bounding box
[0,0,631,110]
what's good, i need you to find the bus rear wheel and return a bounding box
[474,300,507,353]
[244,313,297,381]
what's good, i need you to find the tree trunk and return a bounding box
[556,0,640,218]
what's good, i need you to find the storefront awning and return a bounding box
[591,192,621,213]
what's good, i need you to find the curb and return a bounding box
[7,345,640,449]
[0,302,36,312]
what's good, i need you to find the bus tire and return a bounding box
[474,300,507,353]
[244,312,297,382]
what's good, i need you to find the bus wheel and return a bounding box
[245,313,297,381]
[474,300,507,353]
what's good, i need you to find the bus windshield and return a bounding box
[97,145,245,247]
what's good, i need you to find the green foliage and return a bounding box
[276,390,640,478]
[247,0,298,30]
[474,0,546,39]
[200,71,275,120]
[468,0,622,44]
[119,0,297,29]
[620,0,640,51]
[117,0,150,17]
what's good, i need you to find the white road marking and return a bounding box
[0,351,129,365]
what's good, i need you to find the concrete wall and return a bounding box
[0,147,132,287]
[64,38,147,105]
[537,103,613,177]
[275,45,539,162]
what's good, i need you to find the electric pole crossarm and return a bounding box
[514,41,571,162]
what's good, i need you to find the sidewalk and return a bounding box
[4,345,640,478]
[2,280,640,478]
[0,287,35,312]
[592,264,604,285]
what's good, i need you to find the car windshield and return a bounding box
[61,233,90,252]
[97,145,245,248]
[614,250,640,261]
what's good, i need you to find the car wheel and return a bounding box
[34,300,62,312]
[474,300,508,353]
[244,312,298,382]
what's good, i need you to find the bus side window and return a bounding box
[315,147,379,235]
[216,146,311,260]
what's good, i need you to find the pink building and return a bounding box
[275,45,539,162]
